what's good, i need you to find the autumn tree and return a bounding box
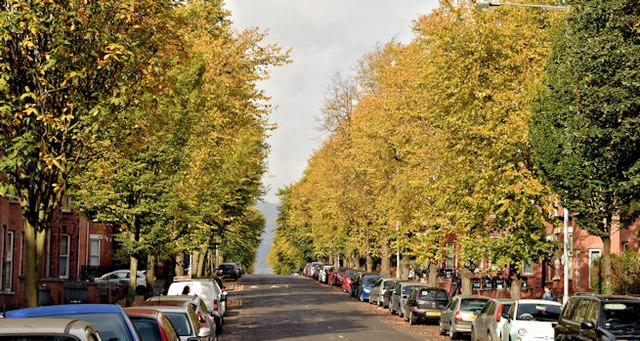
[0,0,175,307]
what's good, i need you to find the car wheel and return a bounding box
[409,311,418,325]
[389,305,395,315]
[358,292,363,302]
[449,326,457,340]
[439,321,447,335]
[487,331,493,341]
[470,327,476,341]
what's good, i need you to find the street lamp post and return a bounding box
[476,0,566,11]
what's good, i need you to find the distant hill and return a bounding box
[254,201,279,274]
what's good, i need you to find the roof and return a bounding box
[0,317,96,335]
[135,300,191,308]
[5,303,125,318]
[123,308,164,320]
[516,299,563,305]
[128,305,188,314]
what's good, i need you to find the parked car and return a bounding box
[501,299,562,341]
[124,307,181,341]
[4,303,141,341]
[357,274,383,302]
[439,295,490,339]
[94,269,147,294]
[333,268,356,287]
[382,279,402,308]
[403,286,450,325]
[127,305,212,341]
[144,295,217,335]
[168,277,226,331]
[318,265,334,284]
[0,317,102,341]
[341,270,359,293]
[470,298,513,341]
[555,293,640,341]
[368,277,389,306]
[216,263,241,280]
[389,281,422,316]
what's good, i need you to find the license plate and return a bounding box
[426,312,441,317]
[470,315,477,321]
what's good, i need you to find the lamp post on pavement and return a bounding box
[475,0,566,10]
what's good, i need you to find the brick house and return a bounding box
[0,195,115,309]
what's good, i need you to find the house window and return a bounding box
[59,234,70,278]
[445,243,455,269]
[19,232,23,276]
[622,241,629,252]
[522,260,535,275]
[90,237,101,266]
[4,231,13,291]
[588,249,601,289]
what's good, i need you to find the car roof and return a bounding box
[123,308,164,320]
[515,299,562,305]
[5,303,125,317]
[127,305,188,314]
[453,295,491,300]
[0,317,96,334]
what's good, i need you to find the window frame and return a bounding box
[59,234,71,279]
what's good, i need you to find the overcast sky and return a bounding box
[225,1,440,203]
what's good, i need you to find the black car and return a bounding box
[216,263,241,280]
[403,286,449,325]
[555,293,640,340]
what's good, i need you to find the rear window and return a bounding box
[56,313,133,341]
[516,303,562,322]
[402,285,421,295]
[130,317,161,341]
[384,281,396,289]
[419,289,448,300]
[460,299,488,312]
[165,313,193,336]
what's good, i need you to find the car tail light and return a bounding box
[496,304,503,322]
[454,311,463,321]
[213,299,219,312]
[196,311,206,326]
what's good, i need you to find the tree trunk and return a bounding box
[602,236,612,295]
[146,255,156,297]
[365,255,373,272]
[164,257,175,294]
[127,255,138,306]
[400,256,410,280]
[381,235,391,277]
[24,220,39,307]
[176,254,184,276]
[191,252,200,277]
[460,268,473,295]
[428,263,438,287]
[350,253,360,270]
[197,249,206,277]
[510,274,522,299]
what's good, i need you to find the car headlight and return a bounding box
[517,328,527,336]
[364,288,370,293]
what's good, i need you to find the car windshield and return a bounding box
[385,281,396,289]
[602,301,640,330]
[460,299,488,312]
[57,313,133,341]
[364,276,380,285]
[345,270,357,277]
[419,289,448,300]
[165,313,193,336]
[515,303,562,322]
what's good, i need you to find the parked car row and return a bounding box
[301,263,640,340]
[0,276,229,341]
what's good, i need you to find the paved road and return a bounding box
[221,274,456,341]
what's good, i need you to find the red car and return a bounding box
[124,308,180,341]
[335,268,356,288]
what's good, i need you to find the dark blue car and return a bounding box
[358,274,382,302]
[5,304,140,341]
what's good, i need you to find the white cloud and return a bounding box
[225,0,439,203]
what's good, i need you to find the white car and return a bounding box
[0,317,102,341]
[168,277,227,332]
[501,299,562,341]
[95,269,147,293]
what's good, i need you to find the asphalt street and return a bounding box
[221,274,455,341]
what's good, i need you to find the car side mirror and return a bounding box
[581,320,596,330]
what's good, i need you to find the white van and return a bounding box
[168,277,226,331]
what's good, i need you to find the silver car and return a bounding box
[439,295,490,339]
[128,305,212,341]
[470,298,513,341]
